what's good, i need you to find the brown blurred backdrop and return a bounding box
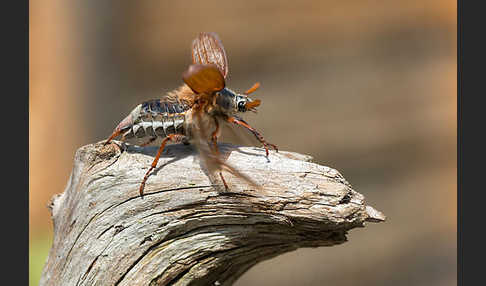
[30,0,456,285]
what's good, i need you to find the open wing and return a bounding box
[188,106,259,190]
[192,32,229,79]
[187,33,258,189]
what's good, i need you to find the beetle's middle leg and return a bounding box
[139,134,186,198]
[210,118,229,190]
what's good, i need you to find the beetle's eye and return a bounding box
[238,101,246,111]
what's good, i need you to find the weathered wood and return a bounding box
[40,141,385,286]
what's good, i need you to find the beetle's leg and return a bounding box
[226,116,278,157]
[139,134,186,198]
[219,172,229,190]
[210,118,229,190]
[104,114,134,145]
[211,118,220,154]
[104,129,122,145]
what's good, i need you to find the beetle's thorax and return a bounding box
[214,88,236,112]
[215,87,253,114]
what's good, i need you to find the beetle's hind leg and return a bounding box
[104,129,122,145]
[104,114,134,145]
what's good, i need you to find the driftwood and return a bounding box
[40,141,385,286]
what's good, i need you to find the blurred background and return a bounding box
[29,0,456,285]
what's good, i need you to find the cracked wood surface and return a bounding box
[40,141,385,286]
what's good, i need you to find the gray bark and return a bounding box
[40,141,385,286]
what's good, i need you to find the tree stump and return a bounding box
[40,141,385,286]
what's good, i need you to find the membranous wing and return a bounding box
[192,32,229,79]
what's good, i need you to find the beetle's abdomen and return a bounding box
[122,99,189,140]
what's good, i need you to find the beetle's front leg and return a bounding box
[226,116,278,157]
